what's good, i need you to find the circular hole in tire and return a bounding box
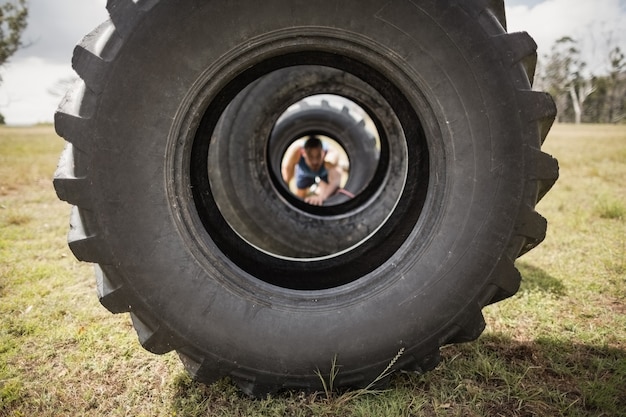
[270,94,381,208]
[191,62,430,289]
[279,135,352,205]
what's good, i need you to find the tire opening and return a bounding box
[189,59,430,290]
[271,94,381,208]
[279,135,352,203]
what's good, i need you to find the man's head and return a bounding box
[302,136,325,172]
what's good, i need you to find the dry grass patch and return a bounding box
[1,124,625,416]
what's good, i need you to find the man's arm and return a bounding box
[281,146,302,185]
[304,163,341,206]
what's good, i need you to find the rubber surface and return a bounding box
[209,66,387,259]
[54,0,559,397]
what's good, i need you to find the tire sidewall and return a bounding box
[88,0,529,377]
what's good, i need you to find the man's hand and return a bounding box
[304,195,325,206]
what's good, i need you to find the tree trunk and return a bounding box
[569,81,595,124]
[569,87,582,124]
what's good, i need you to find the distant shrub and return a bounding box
[595,196,625,220]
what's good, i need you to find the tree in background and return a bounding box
[48,76,77,99]
[0,0,27,68]
[0,0,28,124]
[586,47,626,124]
[539,37,594,124]
[538,33,625,124]
[605,46,626,123]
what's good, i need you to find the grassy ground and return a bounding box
[1,124,624,416]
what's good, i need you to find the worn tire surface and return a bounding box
[210,66,384,258]
[54,0,558,396]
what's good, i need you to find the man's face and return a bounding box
[303,147,325,172]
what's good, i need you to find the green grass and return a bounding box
[1,124,625,416]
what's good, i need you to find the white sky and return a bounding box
[0,0,624,125]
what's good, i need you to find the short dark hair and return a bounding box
[303,136,323,150]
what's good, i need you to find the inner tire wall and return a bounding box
[193,53,419,287]
[209,66,389,259]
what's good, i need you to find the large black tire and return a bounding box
[54,0,558,396]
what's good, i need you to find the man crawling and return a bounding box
[281,136,342,206]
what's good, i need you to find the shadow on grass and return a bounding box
[517,261,567,295]
[426,333,626,416]
[169,333,626,416]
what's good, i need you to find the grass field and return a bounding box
[1,124,625,416]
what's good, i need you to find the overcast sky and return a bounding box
[0,0,624,125]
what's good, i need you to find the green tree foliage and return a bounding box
[539,36,625,124]
[605,46,626,123]
[0,0,28,68]
[539,37,594,124]
[0,0,28,123]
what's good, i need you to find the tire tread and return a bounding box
[130,312,182,355]
[67,207,109,263]
[96,266,131,314]
[485,0,507,30]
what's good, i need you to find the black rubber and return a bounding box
[209,66,387,259]
[267,96,380,206]
[54,0,558,397]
